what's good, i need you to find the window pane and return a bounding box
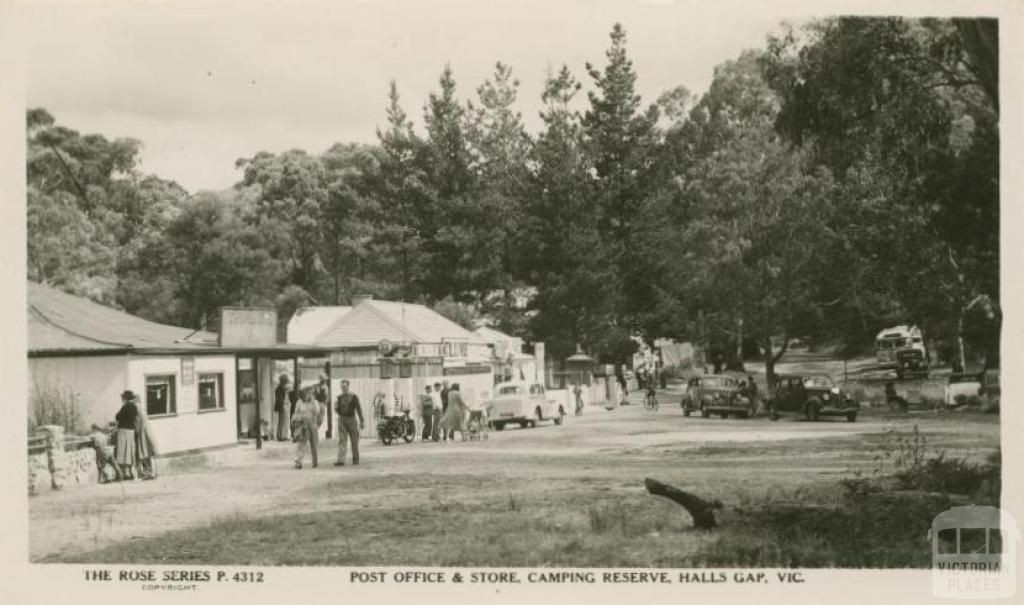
[961,528,987,554]
[937,528,958,554]
[199,373,223,411]
[989,529,1004,554]
[146,375,175,416]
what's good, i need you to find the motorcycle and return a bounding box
[374,393,416,445]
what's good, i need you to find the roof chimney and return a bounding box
[351,293,373,306]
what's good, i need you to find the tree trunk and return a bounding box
[697,309,707,371]
[333,256,341,305]
[956,309,967,373]
[763,335,790,397]
[400,246,409,301]
[736,317,744,370]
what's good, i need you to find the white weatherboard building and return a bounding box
[473,325,537,383]
[290,297,494,416]
[28,281,238,455]
[303,298,492,367]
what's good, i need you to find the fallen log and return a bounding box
[644,477,722,529]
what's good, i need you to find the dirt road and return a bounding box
[30,386,1000,564]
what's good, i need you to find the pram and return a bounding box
[465,409,489,441]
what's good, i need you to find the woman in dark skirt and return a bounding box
[114,390,139,479]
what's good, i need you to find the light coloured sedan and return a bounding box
[487,382,565,430]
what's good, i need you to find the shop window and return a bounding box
[146,375,177,416]
[442,339,468,358]
[198,373,225,411]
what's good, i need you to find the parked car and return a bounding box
[943,371,998,408]
[895,348,929,380]
[980,369,1000,405]
[768,374,858,422]
[488,381,565,430]
[680,374,753,418]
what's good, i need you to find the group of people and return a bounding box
[289,377,483,470]
[272,373,332,442]
[737,375,759,403]
[98,390,158,481]
[291,377,364,469]
[611,367,659,407]
[419,381,471,442]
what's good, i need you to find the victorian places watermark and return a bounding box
[930,505,1018,599]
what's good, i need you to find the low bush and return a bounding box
[895,450,1000,502]
[29,381,85,435]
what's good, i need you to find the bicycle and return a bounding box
[644,387,659,411]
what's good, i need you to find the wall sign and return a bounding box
[219,307,278,347]
[181,357,195,386]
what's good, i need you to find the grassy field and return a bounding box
[33,384,1001,568]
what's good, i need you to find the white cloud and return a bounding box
[24,0,786,192]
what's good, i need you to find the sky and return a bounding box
[22,0,800,193]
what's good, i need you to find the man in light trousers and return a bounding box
[292,389,324,469]
[334,380,364,466]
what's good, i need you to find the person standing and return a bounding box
[420,385,434,442]
[134,405,158,480]
[314,374,330,407]
[441,383,468,441]
[430,382,443,442]
[573,383,584,416]
[288,386,299,417]
[439,380,451,440]
[113,390,138,480]
[440,381,451,412]
[334,380,364,466]
[746,375,759,408]
[293,389,324,469]
[274,374,289,441]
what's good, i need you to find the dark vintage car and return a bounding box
[680,375,753,418]
[768,375,858,422]
[895,348,929,379]
[980,369,1000,405]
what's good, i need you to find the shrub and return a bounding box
[882,424,929,471]
[895,450,1001,502]
[29,381,85,435]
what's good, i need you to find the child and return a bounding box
[89,423,121,483]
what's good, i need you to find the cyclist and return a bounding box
[644,372,659,411]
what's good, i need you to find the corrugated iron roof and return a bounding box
[366,300,473,342]
[287,305,352,344]
[28,281,218,354]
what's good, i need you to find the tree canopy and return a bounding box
[26,18,999,370]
